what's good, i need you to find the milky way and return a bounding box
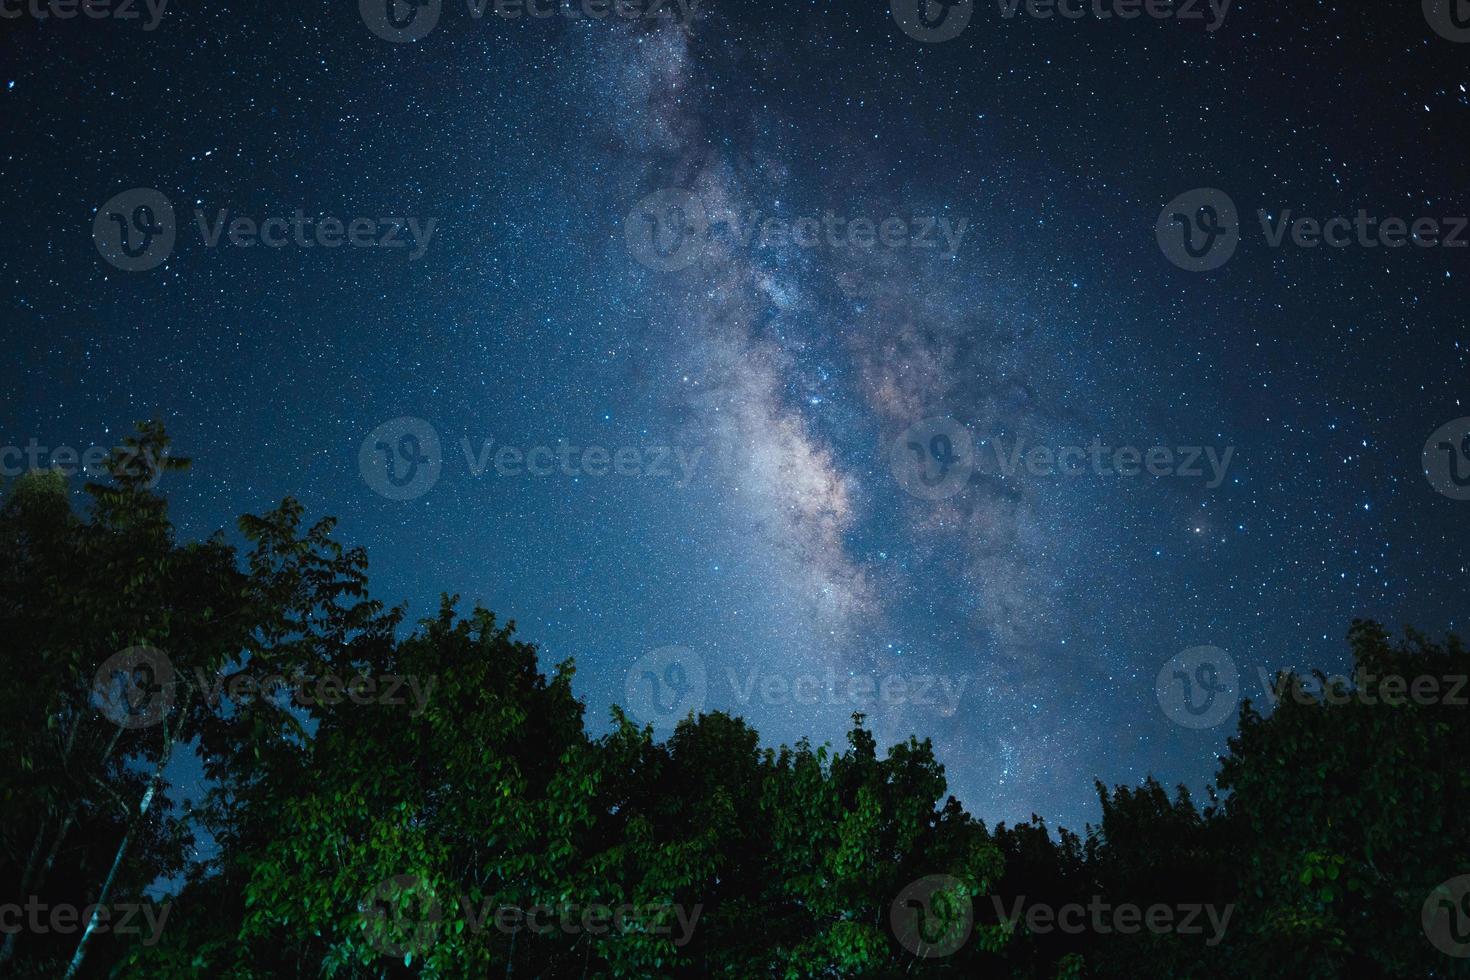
[2,0,1467,830]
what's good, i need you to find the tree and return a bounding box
[1214,621,1470,978]
[1,425,227,977]
[5,424,1468,979]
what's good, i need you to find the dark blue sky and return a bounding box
[2,0,1467,830]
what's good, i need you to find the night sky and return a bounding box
[3,0,1468,832]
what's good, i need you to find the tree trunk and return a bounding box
[0,824,47,964]
[60,773,161,980]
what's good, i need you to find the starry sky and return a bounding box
[2,0,1468,831]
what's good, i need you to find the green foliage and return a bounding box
[1212,621,1470,978]
[3,424,1467,979]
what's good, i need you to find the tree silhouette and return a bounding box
[2,424,1467,978]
